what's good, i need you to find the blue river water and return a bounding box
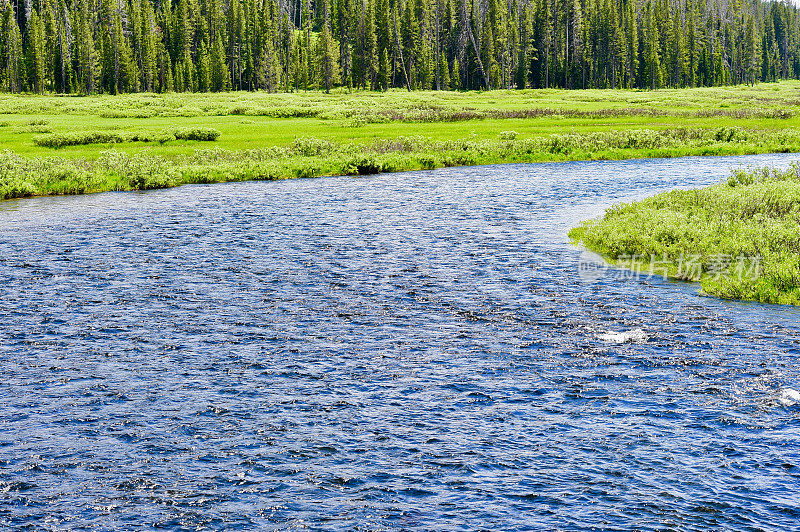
[1,153,800,530]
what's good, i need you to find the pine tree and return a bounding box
[318,5,340,92]
[74,0,99,94]
[450,55,460,89]
[516,0,534,89]
[28,9,47,93]
[100,0,135,94]
[4,5,24,92]
[402,0,420,87]
[141,0,158,91]
[624,0,637,88]
[643,0,662,89]
[257,37,279,91]
[54,0,73,93]
[198,41,211,90]
[744,12,759,85]
[378,44,389,90]
[438,50,449,89]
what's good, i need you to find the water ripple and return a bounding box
[1,154,800,529]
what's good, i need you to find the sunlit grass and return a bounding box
[570,164,800,305]
[1,81,800,197]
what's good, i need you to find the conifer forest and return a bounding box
[0,0,799,94]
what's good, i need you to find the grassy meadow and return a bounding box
[2,82,800,198]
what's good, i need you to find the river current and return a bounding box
[1,154,800,530]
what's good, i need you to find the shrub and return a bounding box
[1,180,36,199]
[33,131,127,148]
[346,155,383,175]
[156,130,177,144]
[174,127,221,141]
[32,127,221,148]
[714,126,747,143]
[415,154,439,169]
[291,137,334,157]
[294,163,321,178]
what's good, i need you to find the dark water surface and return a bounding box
[2,154,800,530]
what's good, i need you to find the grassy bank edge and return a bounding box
[568,164,800,306]
[3,139,799,201]
[569,225,782,306]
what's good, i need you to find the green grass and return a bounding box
[570,164,800,306]
[1,82,800,198]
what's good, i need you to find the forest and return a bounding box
[0,0,799,94]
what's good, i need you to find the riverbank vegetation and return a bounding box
[3,124,800,199]
[1,0,799,94]
[570,164,800,305]
[2,84,800,199]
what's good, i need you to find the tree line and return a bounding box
[1,0,799,94]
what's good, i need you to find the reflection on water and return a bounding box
[1,153,800,530]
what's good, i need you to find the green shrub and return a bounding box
[291,137,334,157]
[1,180,36,198]
[714,126,748,143]
[32,127,220,148]
[346,155,383,175]
[294,163,321,178]
[415,154,439,169]
[33,131,127,148]
[174,127,221,141]
[156,130,178,144]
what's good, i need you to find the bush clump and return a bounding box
[33,131,127,148]
[32,127,221,148]
[174,127,221,141]
[346,155,383,175]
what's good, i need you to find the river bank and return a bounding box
[570,164,800,306]
[3,83,800,199]
[3,128,800,200]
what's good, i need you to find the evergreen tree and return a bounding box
[198,41,211,90]
[27,9,47,93]
[74,0,99,94]
[438,50,449,90]
[211,30,230,90]
[141,0,158,91]
[450,55,460,89]
[642,0,662,89]
[317,4,340,92]
[4,5,25,92]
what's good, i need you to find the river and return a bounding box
[1,153,799,530]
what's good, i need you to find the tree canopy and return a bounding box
[0,0,798,93]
